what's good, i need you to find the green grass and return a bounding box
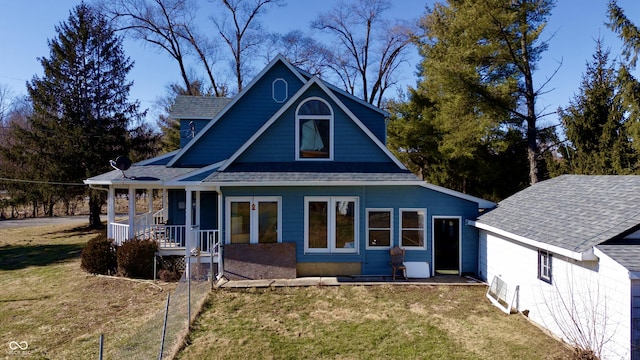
[178,286,572,360]
[0,224,176,359]
[0,223,573,359]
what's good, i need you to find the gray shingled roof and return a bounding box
[476,175,640,253]
[86,165,199,183]
[170,95,232,119]
[596,245,640,272]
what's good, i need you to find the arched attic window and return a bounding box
[295,98,333,160]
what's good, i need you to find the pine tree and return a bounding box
[558,39,637,174]
[0,3,153,227]
[414,0,554,185]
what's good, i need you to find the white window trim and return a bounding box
[272,78,288,103]
[366,208,393,250]
[295,97,334,161]
[225,196,282,244]
[399,208,427,250]
[538,249,552,284]
[304,196,359,254]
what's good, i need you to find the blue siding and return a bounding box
[179,119,209,148]
[200,191,218,230]
[175,61,305,166]
[219,185,480,276]
[335,92,386,144]
[167,189,186,225]
[235,84,392,164]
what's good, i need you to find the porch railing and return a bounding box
[108,222,219,255]
[195,230,219,254]
[111,223,129,246]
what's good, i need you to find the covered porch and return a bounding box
[104,185,222,264]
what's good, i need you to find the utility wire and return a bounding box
[0,177,86,186]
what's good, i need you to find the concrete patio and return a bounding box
[215,275,485,288]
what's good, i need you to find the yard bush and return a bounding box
[116,238,158,279]
[81,234,117,275]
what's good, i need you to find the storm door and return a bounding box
[433,217,460,275]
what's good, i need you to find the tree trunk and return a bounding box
[88,192,104,229]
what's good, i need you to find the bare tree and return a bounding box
[264,30,334,77]
[0,84,13,124]
[212,0,284,93]
[101,0,226,96]
[312,0,414,107]
[540,269,618,359]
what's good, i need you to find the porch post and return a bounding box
[107,186,115,239]
[216,189,223,279]
[162,188,168,222]
[128,187,136,240]
[185,188,193,256]
[195,191,201,230]
[147,187,153,214]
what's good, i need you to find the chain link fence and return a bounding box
[105,257,213,359]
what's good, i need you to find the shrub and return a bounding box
[116,238,158,279]
[81,234,117,275]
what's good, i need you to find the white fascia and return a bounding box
[469,220,598,261]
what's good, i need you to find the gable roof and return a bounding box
[474,175,640,258]
[170,96,232,119]
[219,76,406,171]
[295,67,389,118]
[167,55,307,167]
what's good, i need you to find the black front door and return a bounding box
[433,218,460,275]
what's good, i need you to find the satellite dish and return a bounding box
[114,156,132,171]
[110,155,132,178]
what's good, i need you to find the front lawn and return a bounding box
[0,223,176,358]
[178,285,572,359]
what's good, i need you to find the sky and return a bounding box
[0,0,639,127]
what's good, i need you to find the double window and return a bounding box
[304,197,358,253]
[538,250,552,284]
[296,98,333,160]
[226,197,281,244]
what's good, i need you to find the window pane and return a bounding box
[368,211,390,228]
[308,201,328,248]
[335,201,355,249]
[258,201,278,243]
[402,211,423,228]
[230,202,250,244]
[300,119,330,158]
[402,229,424,247]
[369,230,390,247]
[298,99,331,115]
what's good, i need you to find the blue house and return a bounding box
[84,55,494,279]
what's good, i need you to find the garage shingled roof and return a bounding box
[476,175,640,253]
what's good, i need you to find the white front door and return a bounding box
[226,196,281,244]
